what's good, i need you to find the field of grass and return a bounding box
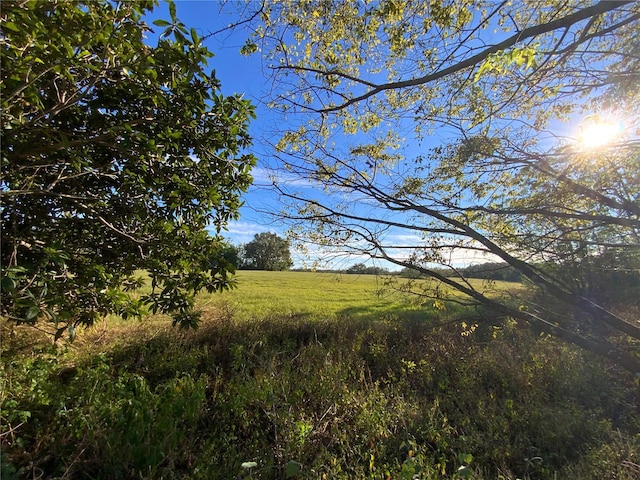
[204,270,403,320]
[1,271,638,479]
[201,271,523,321]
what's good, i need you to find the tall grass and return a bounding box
[1,271,638,479]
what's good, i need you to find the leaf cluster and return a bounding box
[1,0,256,332]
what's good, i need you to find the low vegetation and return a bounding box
[2,271,638,479]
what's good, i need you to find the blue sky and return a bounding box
[144,1,630,271]
[147,1,292,246]
[143,1,533,270]
[146,1,427,270]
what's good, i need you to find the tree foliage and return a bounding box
[213,241,241,271]
[241,232,293,271]
[228,1,640,374]
[0,0,256,333]
[346,263,390,276]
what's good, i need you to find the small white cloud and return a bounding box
[251,166,319,188]
[382,232,424,246]
[223,221,271,235]
[209,221,288,246]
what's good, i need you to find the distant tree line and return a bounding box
[292,261,520,279]
[332,261,522,281]
[451,262,522,282]
[397,262,519,281]
[399,255,639,308]
[345,263,391,275]
[299,261,521,280]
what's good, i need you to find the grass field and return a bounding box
[205,271,438,322]
[1,271,638,480]
[200,271,522,321]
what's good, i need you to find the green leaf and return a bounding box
[240,40,259,56]
[190,27,200,44]
[26,305,40,321]
[285,460,301,478]
[54,325,68,342]
[153,19,171,27]
[168,0,177,22]
[1,275,16,293]
[173,29,186,43]
[457,465,472,479]
[2,21,20,32]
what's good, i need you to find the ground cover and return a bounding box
[1,271,638,479]
[200,271,522,322]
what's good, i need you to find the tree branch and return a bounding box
[283,1,634,113]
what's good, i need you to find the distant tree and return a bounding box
[0,0,256,334]
[241,233,293,271]
[399,267,425,279]
[346,263,389,275]
[346,263,368,274]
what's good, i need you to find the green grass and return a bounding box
[200,270,521,322]
[1,271,638,480]
[204,271,432,321]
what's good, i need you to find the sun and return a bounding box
[578,116,623,149]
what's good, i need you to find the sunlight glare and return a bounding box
[578,117,623,149]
